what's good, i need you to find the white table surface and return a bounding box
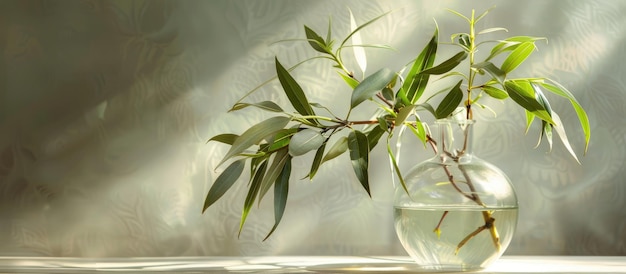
[0,256,624,273]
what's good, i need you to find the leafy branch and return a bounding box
[203,7,590,248]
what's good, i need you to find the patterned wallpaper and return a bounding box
[1,0,624,257]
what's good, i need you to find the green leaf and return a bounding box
[482,85,509,100]
[349,8,367,75]
[267,128,299,152]
[540,81,591,152]
[207,133,238,145]
[348,130,370,197]
[524,110,535,134]
[304,25,328,54]
[340,11,391,49]
[366,125,386,151]
[203,159,245,212]
[275,58,316,118]
[551,111,581,164]
[504,80,554,124]
[435,80,464,119]
[401,27,438,104]
[501,42,535,73]
[419,51,467,75]
[238,160,267,236]
[386,135,409,195]
[218,116,290,167]
[230,101,284,113]
[338,72,359,89]
[288,129,325,156]
[472,62,506,85]
[307,143,326,180]
[478,27,508,35]
[395,105,416,126]
[486,36,544,61]
[258,148,290,203]
[322,136,348,163]
[351,68,395,108]
[408,120,428,145]
[263,156,291,241]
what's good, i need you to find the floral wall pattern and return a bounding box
[1,0,624,257]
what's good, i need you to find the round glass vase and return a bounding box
[393,119,518,271]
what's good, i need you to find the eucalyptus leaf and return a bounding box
[419,51,467,75]
[540,81,590,152]
[348,130,370,197]
[366,125,385,151]
[267,128,299,152]
[288,129,325,156]
[218,116,290,167]
[239,160,267,236]
[401,27,438,104]
[340,11,391,49]
[258,148,290,203]
[203,159,245,212]
[472,62,506,85]
[504,80,554,125]
[304,25,329,54]
[435,80,464,119]
[482,85,508,100]
[338,72,359,89]
[501,42,535,73]
[207,133,238,145]
[275,58,317,119]
[349,8,367,75]
[263,156,291,241]
[351,68,395,108]
[230,101,284,113]
[551,111,581,164]
[307,143,326,180]
[321,136,348,163]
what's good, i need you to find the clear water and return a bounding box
[394,206,518,271]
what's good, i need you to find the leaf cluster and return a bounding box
[203,8,591,239]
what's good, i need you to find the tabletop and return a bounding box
[0,256,624,273]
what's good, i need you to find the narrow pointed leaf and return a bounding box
[288,129,324,156]
[218,116,290,167]
[540,81,590,152]
[478,27,508,35]
[542,120,553,151]
[307,143,326,180]
[419,51,467,75]
[338,72,359,89]
[259,148,290,203]
[349,9,367,75]
[524,110,535,134]
[472,62,506,85]
[340,11,391,48]
[387,135,409,195]
[366,125,385,151]
[348,130,370,197]
[435,80,463,119]
[402,27,438,103]
[275,58,316,118]
[482,86,509,100]
[551,112,581,164]
[207,133,238,145]
[230,101,284,113]
[304,25,328,54]
[504,81,554,125]
[408,120,428,145]
[263,157,291,241]
[487,36,544,61]
[322,136,348,163]
[395,105,416,126]
[267,128,299,152]
[351,68,395,108]
[239,160,267,236]
[203,159,245,212]
[501,42,535,73]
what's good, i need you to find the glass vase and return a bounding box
[393,119,518,271]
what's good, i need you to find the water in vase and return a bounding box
[394,206,518,271]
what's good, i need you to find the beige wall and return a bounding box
[1,0,624,257]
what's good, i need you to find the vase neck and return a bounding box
[435,119,474,162]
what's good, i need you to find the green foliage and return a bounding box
[203,8,591,239]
